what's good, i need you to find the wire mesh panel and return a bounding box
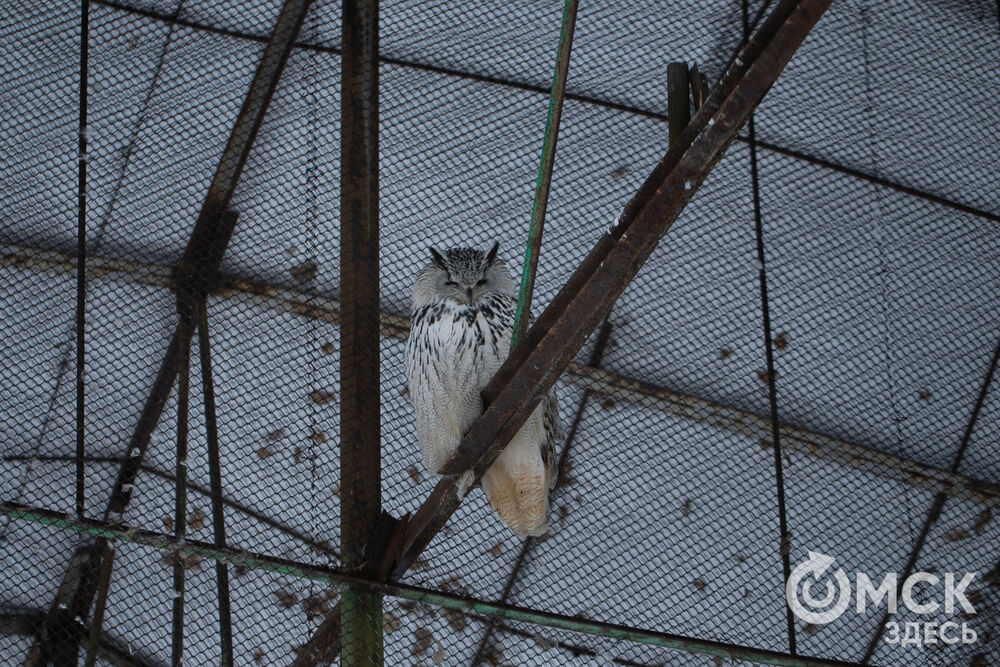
[2,0,999,665]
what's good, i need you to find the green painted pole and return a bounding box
[2,502,856,667]
[511,0,580,348]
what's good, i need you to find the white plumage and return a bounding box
[404,243,561,537]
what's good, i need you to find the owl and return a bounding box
[404,242,562,537]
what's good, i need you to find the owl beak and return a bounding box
[465,287,474,301]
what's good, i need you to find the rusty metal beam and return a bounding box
[3,452,341,558]
[666,62,690,146]
[471,319,614,666]
[289,0,834,656]
[6,242,1000,508]
[337,0,383,664]
[23,0,313,661]
[396,0,834,574]
[3,609,157,667]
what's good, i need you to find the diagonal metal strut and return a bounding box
[25,1,313,663]
[293,0,835,660]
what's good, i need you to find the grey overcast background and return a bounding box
[2,0,999,665]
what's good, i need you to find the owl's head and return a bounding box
[412,242,516,308]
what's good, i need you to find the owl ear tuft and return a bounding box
[429,247,447,270]
[485,241,500,266]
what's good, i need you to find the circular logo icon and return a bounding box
[786,550,851,624]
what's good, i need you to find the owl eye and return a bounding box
[444,280,457,286]
[476,278,488,286]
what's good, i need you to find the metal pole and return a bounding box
[171,317,192,667]
[8,243,999,507]
[510,0,579,347]
[339,0,382,664]
[196,301,234,667]
[666,62,690,147]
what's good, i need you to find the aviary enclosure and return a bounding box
[2,0,999,665]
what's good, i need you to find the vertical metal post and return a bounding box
[196,301,234,667]
[171,316,192,667]
[75,0,90,523]
[340,0,382,664]
[666,62,690,147]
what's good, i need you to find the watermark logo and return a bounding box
[785,551,979,647]
[786,551,852,624]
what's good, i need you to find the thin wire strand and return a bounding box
[743,0,796,655]
[75,0,90,521]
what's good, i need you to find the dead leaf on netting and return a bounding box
[303,594,330,620]
[332,485,341,498]
[187,508,205,530]
[733,553,746,563]
[558,505,569,521]
[482,646,503,666]
[256,447,274,459]
[601,398,615,411]
[779,532,792,556]
[309,390,336,405]
[693,578,707,591]
[534,635,555,650]
[163,551,202,571]
[253,648,266,664]
[919,389,931,401]
[973,508,992,536]
[759,438,773,450]
[411,628,433,656]
[719,347,732,360]
[275,590,298,609]
[320,342,334,355]
[433,646,445,665]
[713,657,724,667]
[290,260,318,284]
[383,612,401,633]
[399,600,419,613]
[408,465,421,484]
[802,623,820,635]
[161,516,173,532]
[487,543,503,558]
[773,332,788,350]
[440,575,461,592]
[945,529,969,542]
[681,498,692,517]
[235,564,249,577]
[757,369,776,384]
[310,428,327,444]
[411,557,429,571]
[611,165,629,179]
[266,429,284,442]
[443,607,467,632]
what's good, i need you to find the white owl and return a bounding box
[404,242,562,537]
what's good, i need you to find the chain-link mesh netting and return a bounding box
[2,0,999,665]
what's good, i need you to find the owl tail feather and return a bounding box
[481,462,549,538]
